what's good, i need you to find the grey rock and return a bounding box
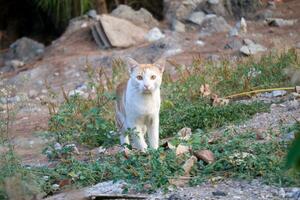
[99,14,147,48]
[243,38,255,46]
[212,190,227,196]
[111,4,159,28]
[145,27,165,42]
[267,1,276,9]
[208,54,220,62]
[296,42,300,49]
[200,15,232,36]
[87,9,97,19]
[196,40,205,46]
[54,143,62,151]
[287,100,300,111]
[272,90,287,97]
[188,11,206,25]
[172,20,186,32]
[175,0,205,20]
[225,38,243,50]
[255,9,273,20]
[28,89,38,99]
[266,18,298,27]
[0,65,14,73]
[203,0,228,17]
[168,193,184,200]
[9,59,24,69]
[0,95,21,104]
[208,0,219,4]
[7,37,45,62]
[229,27,239,37]
[84,180,127,196]
[240,42,267,56]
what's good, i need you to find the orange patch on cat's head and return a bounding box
[125,57,165,74]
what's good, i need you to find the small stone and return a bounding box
[296,86,300,93]
[176,144,190,156]
[188,11,206,25]
[54,72,60,76]
[168,193,183,200]
[287,100,299,110]
[145,27,165,42]
[28,90,38,99]
[177,127,192,141]
[54,142,62,151]
[272,90,287,97]
[194,149,215,164]
[208,0,219,4]
[10,59,24,69]
[266,18,298,27]
[243,39,255,45]
[296,42,300,49]
[196,40,205,46]
[212,190,227,196]
[52,184,60,190]
[81,22,88,28]
[171,20,186,32]
[240,43,267,56]
[229,27,239,37]
[87,9,97,19]
[267,1,276,9]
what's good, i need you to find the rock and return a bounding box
[200,15,231,36]
[243,38,255,46]
[212,190,227,196]
[296,42,300,49]
[255,9,273,20]
[207,54,220,62]
[54,143,62,151]
[111,5,159,29]
[286,188,300,199]
[177,127,192,141]
[278,188,286,198]
[172,20,186,32]
[9,60,24,69]
[28,90,38,99]
[267,1,276,9]
[7,37,45,62]
[87,9,98,20]
[100,14,147,48]
[0,95,21,104]
[168,194,184,200]
[85,180,127,196]
[145,27,165,42]
[194,149,215,164]
[188,11,206,25]
[176,144,190,156]
[229,27,239,37]
[203,0,228,17]
[196,40,205,46]
[182,156,197,175]
[287,100,299,111]
[65,144,80,155]
[271,90,287,97]
[174,0,206,21]
[208,0,219,4]
[296,86,300,94]
[266,18,298,27]
[225,38,243,50]
[240,40,267,56]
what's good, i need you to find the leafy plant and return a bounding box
[286,122,300,170]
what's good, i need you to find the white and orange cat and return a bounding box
[115,57,165,151]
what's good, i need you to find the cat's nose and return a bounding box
[144,85,150,90]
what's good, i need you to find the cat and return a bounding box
[115,57,165,151]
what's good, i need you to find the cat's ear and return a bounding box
[125,57,139,73]
[154,59,165,73]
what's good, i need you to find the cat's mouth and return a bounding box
[142,89,152,94]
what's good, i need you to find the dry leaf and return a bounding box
[200,84,211,97]
[177,127,192,141]
[182,156,197,176]
[211,94,229,106]
[194,150,215,164]
[176,144,190,156]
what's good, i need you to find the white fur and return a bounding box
[117,58,164,151]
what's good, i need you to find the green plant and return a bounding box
[33,0,92,30]
[286,122,300,170]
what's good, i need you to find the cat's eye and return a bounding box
[150,75,156,80]
[136,75,143,80]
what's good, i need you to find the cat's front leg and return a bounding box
[147,115,159,149]
[130,124,148,151]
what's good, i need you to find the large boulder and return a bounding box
[99,14,147,48]
[164,0,205,22]
[202,0,228,17]
[5,37,45,62]
[199,15,231,36]
[111,5,159,29]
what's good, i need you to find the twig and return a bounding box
[224,87,295,99]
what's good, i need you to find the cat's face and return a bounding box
[126,58,165,94]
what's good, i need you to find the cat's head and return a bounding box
[126,57,165,94]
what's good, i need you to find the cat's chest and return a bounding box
[126,93,160,115]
